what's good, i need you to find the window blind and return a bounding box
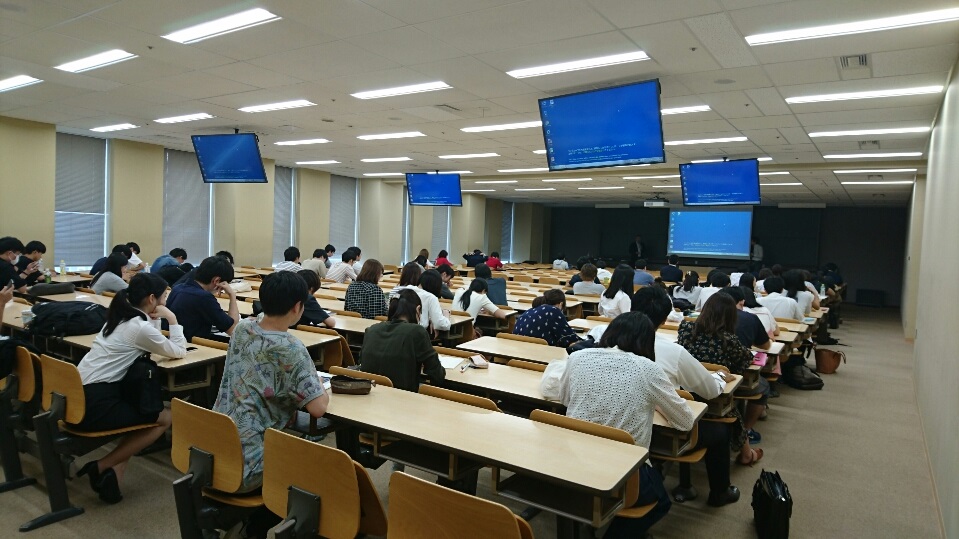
[54,133,106,268]
[401,187,410,264]
[430,206,449,259]
[501,202,514,262]
[328,175,357,257]
[162,149,211,264]
[272,166,294,264]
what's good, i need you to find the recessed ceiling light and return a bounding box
[55,49,137,73]
[427,170,472,174]
[578,186,625,190]
[438,153,499,159]
[475,180,517,184]
[532,150,547,154]
[745,7,959,45]
[498,167,550,173]
[653,185,682,188]
[461,120,542,133]
[162,8,281,44]
[154,113,214,124]
[613,164,651,168]
[357,131,426,141]
[761,182,803,186]
[808,126,931,137]
[833,168,917,174]
[297,160,340,165]
[0,75,42,92]
[514,188,556,191]
[506,51,650,78]
[690,156,772,163]
[363,173,405,177]
[824,152,922,159]
[351,81,451,99]
[462,189,496,192]
[661,105,711,115]
[665,136,748,146]
[785,86,943,104]
[760,171,791,175]
[841,181,915,185]
[275,138,331,145]
[542,178,592,183]
[90,123,137,132]
[625,174,680,179]
[361,157,412,163]
[239,99,315,113]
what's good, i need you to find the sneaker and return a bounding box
[747,429,762,444]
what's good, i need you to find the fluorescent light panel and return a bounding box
[462,189,496,192]
[438,153,499,159]
[275,138,330,146]
[428,171,473,174]
[55,49,137,73]
[833,169,917,174]
[761,182,803,186]
[297,160,340,165]
[506,51,649,78]
[665,136,747,146]
[653,185,682,188]
[624,174,680,179]
[351,81,451,100]
[154,113,213,124]
[745,8,959,45]
[162,8,281,44]
[475,180,517,184]
[808,126,930,137]
[691,157,772,163]
[498,167,549,173]
[579,186,624,190]
[515,188,555,191]
[661,105,711,115]
[760,171,791,175]
[357,131,425,140]
[785,86,943,104]
[824,152,922,159]
[361,157,411,162]
[462,120,541,133]
[239,100,315,113]
[363,173,405,177]
[0,75,42,92]
[841,181,914,185]
[542,178,592,183]
[532,150,547,154]
[90,123,137,132]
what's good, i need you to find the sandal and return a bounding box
[736,448,764,466]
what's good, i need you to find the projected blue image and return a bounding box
[668,210,752,259]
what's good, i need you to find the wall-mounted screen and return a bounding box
[667,209,752,259]
[191,134,267,183]
[406,173,462,206]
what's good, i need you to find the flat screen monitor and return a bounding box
[191,133,268,183]
[667,209,752,260]
[679,159,760,206]
[538,79,665,171]
[406,173,462,206]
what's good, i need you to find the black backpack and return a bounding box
[29,301,108,338]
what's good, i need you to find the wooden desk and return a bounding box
[287,329,341,366]
[315,296,347,311]
[568,318,606,333]
[456,336,567,365]
[36,292,113,307]
[778,321,809,334]
[216,297,254,317]
[2,302,28,332]
[50,274,92,285]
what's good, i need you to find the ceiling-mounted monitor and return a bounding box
[406,173,462,206]
[191,133,267,183]
[680,158,761,206]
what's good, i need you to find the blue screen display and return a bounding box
[668,209,752,259]
[538,79,665,171]
[406,174,462,206]
[680,159,760,206]
[191,134,267,183]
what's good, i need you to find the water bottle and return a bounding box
[819,284,826,297]
[44,270,52,284]
[60,259,66,275]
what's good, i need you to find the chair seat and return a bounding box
[703,417,737,424]
[60,421,160,438]
[618,502,658,519]
[733,392,763,400]
[653,447,708,464]
[202,488,264,508]
[358,433,397,446]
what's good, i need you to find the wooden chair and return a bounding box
[512,274,534,283]
[171,399,264,539]
[77,287,95,294]
[419,385,501,412]
[496,333,548,346]
[374,315,388,321]
[101,291,116,297]
[388,472,532,539]
[263,429,387,539]
[506,359,546,372]
[259,267,275,272]
[240,265,255,269]
[295,325,355,369]
[22,355,161,531]
[0,347,40,494]
[328,366,392,388]
[586,315,613,323]
[539,276,561,285]
[191,337,229,351]
[651,390,708,503]
[332,310,362,318]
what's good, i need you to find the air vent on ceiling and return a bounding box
[839,54,868,70]
[858,140,880,150]
[436,104,462,112]
[867,175,883,181]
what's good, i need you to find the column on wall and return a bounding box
[450,194,487,265]
[901,174,925,339]
[296,168,332,258]
[357,178,405,267]
[0,117,55,259]
[213,159,276,268]
[110,140,164,259]
[485,199,503,257]
[408,205,433,265]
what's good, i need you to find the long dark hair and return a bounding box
[92,252,127,286]
[740,286,761,309]
[598,312,656,360]
[398,262,422,287]
[693,292,738,339]
[388,289,421,323]
[103,273,168,337]
[458,279,488,311]
[681,270,699,292]
[419,269,443,298]
[783,269,805,300]
[603,264,635,300]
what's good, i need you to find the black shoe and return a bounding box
[707,486,741,507]
[77,460,102,494]
[96,468,123,504]
[768,386,780,398]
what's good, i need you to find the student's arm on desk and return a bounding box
[651,368,695,432]
[323,316,336,328]
[139,309,188,358]
[415,327,446,384]
[676,348,723,400]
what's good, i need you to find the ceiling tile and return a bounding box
[684,12,759,69]
[266,0,404,40]
[871,43,959,79]
[588,0,724,28]
[204,62,305,89]
[622,21,722,75]
[345,26,468,66]
[140,72,260,100]
[676,66,772,93]
[359,0,520,25]
[763,57,840,86]
[247,40,400,82]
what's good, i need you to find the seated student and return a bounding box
[416,248,433,269]
[324,244,336,269]
[738,272,759,297]
[166,256,239,341]
[349,246,364,274]
[678,293,768,466]
[0,237,31,292]
[295,270,335,328]
[389,262,423,298]
[633,258,655,287]
[462,249,487,268]
[215,250,234,265]
[344,259,389,319]
[75,273,185,503]
[757,276,804,320]
[571,264,606,296]
[486,251,504,270]
[552,253,569,270]
[659,254,683,283]
[595,260,612,282]
[474,263,507,306]
[599,264,634,318]
[274,246,303,272]
[695,272,730,311]
[213,271,329,492]
[672,271,702,305]
[15,240,47,286]
[558,312,696,537]
[513,290,582,350]
[412,254,430,269]
[453,279,508,321]
[784,269,818,315]
[823,262,843,285]
[125,242,145,272]
[434,249,452,268]
[411,269,452,337]
[151,248,186,272]
[436,264,456,299]
[92,244,133,275]
[327,248,359,283]
[359,289,445,391]
[155,262,192,287]
[723,287,771,351]
[741,285,779,337]
[754,267,773,293]
[91,252,130,295]
[301,249,328,279]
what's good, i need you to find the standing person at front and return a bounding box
[74,273,186,504]
[628,234,646,262]
[558,312,695,538]
[166,256,239,341]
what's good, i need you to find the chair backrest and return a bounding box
[240,265,255,269]
[388,472,525,539]
[101,291,116,297]
[497,333,548,346]
[243,297,257,304]
[434,346,474,359]
[586,315,613,323]
[539,277,561,285]
[418,385,501,412]
[512,275,534,283]
[296,325,355,368]
[491,272,508,280]
[329,366,393,388]
[38,354,85,424]
[259,267,274,272]
[13,296,32,305]
[191,337,229,351]
[263,429,368,539]
[77,287,95,294]
[506,359,546,372]
[333,310,362,318]
[171,398,245,493]
[516,297,534,304]
[373,315,388,321]
[383,264,398,273]
[14,346,38,402]
[315,293,338,300]
[511,291,538,298]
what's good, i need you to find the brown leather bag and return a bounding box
[330,375,374,394]
[814,348,846,374]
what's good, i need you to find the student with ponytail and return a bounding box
[75,273,186,504]
[453,278,508,321]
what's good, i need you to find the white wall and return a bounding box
[902,175,925,339]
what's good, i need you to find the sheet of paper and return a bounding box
[438,354,465,369]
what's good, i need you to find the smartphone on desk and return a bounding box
[186,346,198,352]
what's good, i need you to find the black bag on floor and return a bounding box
[30,301,108,338]
[752,469,792,538]
[784,363,824,390]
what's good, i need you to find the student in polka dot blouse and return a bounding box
[512,289,582,350]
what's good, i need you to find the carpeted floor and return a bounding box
[0,306,943,538]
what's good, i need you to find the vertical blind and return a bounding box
[162,149,211,264]
[54,133,106,268]
[328,175,357,258]
[501,202,514,262]
[272,166,294,264]
[430,206,449,259]
[401,187,410,264]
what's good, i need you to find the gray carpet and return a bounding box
[0,306,943,538]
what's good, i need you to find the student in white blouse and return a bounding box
[453,279,508,321]
[125,242,145,272]
[394,266,451,338]
[741,285,779,337]
[598,264,634,318]
[672,271,702,306]
[784,269,819,315]
[74,273,186,504]
[695,272,731,311]
[757,276,805,320]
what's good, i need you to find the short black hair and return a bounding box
[170,248,188,260]
[630,286,673,327]
[341,248,358,263]
[598,312,656,359]
[284,246,300,262]
[312,248,325,258]
[24,241,46,254]
[764,276,785,294]
[349,246,361,256]
[260,271,309,316]
[722,286,745,303]
[325,244,335,254]
[297,269,320,293]
[126,242,140,253]
[436,264,455,277]
[215,250,234,264]
[474,263,492,279]
[195,256,234,284]
[111,244,133,258]
[0,237,24,254]
[490,251,499,258]
[556,253,565,260]
[634,258,647,269]
[710,272,731,287]
[668,254,678,265]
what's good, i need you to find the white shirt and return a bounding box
[452,289,498,320]
[757,292,804,321]
[572,281,606,296]
[598,290,631,318]
[274,261,303,272]
[745,305,778,334]
[399,285,450,332]
[672,285,701,306]
[596,268,612,281]
[126,251,143,270]
[756,279,766,293]
[78,314,187,384]
[730,272,743,286]
[791,290,815,316]
[552,259,569,270]
[751,244,763,261]
[326,262,357,283]
[352,260,364,274]
[695,286,722,311]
